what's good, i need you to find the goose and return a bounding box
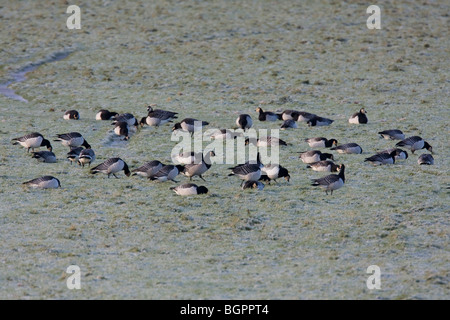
[307,116,334,126]
[377,148,408,160]
[236,114,253,131]
[280,119,298,129]
[418,154,434,165]
[396,136,432,154]
[173,151,203,165]
[63,110,79,120]
[178,151,215,181]
[210,129,237,140]
[364,151,397,165]
[67,147,84,164]
[330,143,363,154]
[349,108,368,124]
[149,165,182,182]
[113,122,130,140]
[172,118,209,135]
[256,107,282,121]
[90,158,130,178]
[311,164,345,195]
[170,183,209,196]
[242,180,265,190]
[140,106,178,126]
[378,129,405,140]
[299,150,334,164]
[281,109,299,121]
[305,137,338,148]
[31,151,56,163]
[112,113,138,128]
[292,111,317,122]
[306,160,340,172]
[96,109,118,120]
[245,136,287,147]
[261,164,290,183]
[23,176,61,189]
[132,160,164,178]
[77,148,96,167]
[12,132,53,153]
[55,132,91,149]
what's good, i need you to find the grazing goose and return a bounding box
[396,136,432,154]
[305,137,338,148]
[63,110,79,120]
[210,129,237,140]
[306,160,340,172]
[67,147,84,164]
[292,111,317,123]
[172,118,209,135]
[113,122,130,140]
[140,106,178,126]
[174,151,203,165]
[299,150,334,164]
[377,148,408,160]
[170,183,209,196]
[364,151,397,165]
[228,154,262,185]
[242,180,265,190]
[31,151,56,163]
[132,160,164,178]
[349,108,368,124]
[55,132,91,149]
[90,158,130,178]
[149,165,182,182]
[280,119,298,129]
[256,107,282,121]
[330,143,363,154]
[23,176,61,189]
[378,129,405,140]
[261,164,290,183]
[178,151,215,181]
[96,109,118,120]
[245,136,287,147]
[12,132,53,153]
[77,148,96,167]
[418,154,434,165]
[281,109,299,121]
[307,116,334,126]
[112,113,138,127]
[236,114,253,131]
[311,164,345,195]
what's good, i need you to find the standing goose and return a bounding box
[306,160,340,172]
[67,147,84,164]
[140,106,178,127]
[418,154,434,165]
[307,116,334,127]
[242,180,265,190]
[90,158,130,178]
[132,160,164,178]
[364,151,397,165]
[178,151,215,181]
[172,118,209,135]
[55,132,91,149]
[349,108,368,124]
[396,136,432,154]
[305,137,338,148]
[299,150,334,164]
[330,143,363,154]
[228,153,263,185]
[96,109,118,120]
[311,164,345,195]
[31,151,56,163]
[170,183,209,196]
[377,148,408,160]
[236,114,253,131]
[378,129,405,140]
[63,110,79,120]
[77,148,96,167]
[260,165,290,183]
[23,176,61,189]
[12,132,53,153]
[280,119,298,129]
[256,107,282,121]
[149,165,182,182]
[245,136,288,147]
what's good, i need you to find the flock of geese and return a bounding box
[13,106,434,196]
